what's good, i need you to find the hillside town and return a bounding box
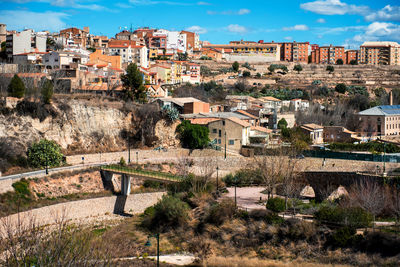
[2,6,400,266]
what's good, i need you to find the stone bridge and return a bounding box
[303,171,386,201]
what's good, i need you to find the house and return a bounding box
[6,29,46,62]
[300,124,324,144]
[108,40,148,68]
[42,51,88,70]
[156,97,209,114]
[13,52,47,65]
[254,96,282,111]
[323,126,356,143]
[208,117,251,153]
[88,49,121,69]
[145,85,168,98]
[225,95,256,110]
[59,27,89,48]
[290,99,309,111]
[358,103,400,136]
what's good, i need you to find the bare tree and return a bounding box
[175,156,193,177]
[348,180,386,227]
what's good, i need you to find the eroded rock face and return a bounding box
[0,98,181,158]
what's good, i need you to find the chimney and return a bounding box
[390,90,393,106]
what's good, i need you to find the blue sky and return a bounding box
[1,0,400,48]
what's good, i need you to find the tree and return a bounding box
[27,139,64,168]
[293,64,303,74]
[277,118,288,129]
[232,61,239,72]
[177,52,188,61]
[242,71,251,78]
[255,73,261,78]
[326,65,335,74]
[41,78,53,104]
[350,59,358,65]
[336,59,344,65]
[176,120,210,149]
[121,63,147,103]
[8,74,26,98]
[335,83,347,94]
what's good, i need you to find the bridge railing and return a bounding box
[100,164,183,182]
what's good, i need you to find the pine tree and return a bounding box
[8,74,26,98]
[41,79,54,104]
[121,63,147,103]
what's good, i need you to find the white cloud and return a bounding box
[284,36,293,40]
[238,8,251,15]
[207,9,251,15]
[316,18,326,23]
[343,22,400,48]
[226,24,248,34]
[129,0,189,5]
[365,5,400,22]
[0,10,68,32]
[282,24,309,31]
[197,1,211,5]
[185,25,207,34]
[7,0,108,10]
[300,0,369,16]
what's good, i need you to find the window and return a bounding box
[212,129,217,134]
[218,130,221,137]
[218,139,221,144]
[229,140,234,145]
[222,121,225,126]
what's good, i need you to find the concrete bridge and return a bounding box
[100,165,182,214]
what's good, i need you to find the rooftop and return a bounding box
[301,123,324,131]
[181,112,253,120]
[358,105,400,116]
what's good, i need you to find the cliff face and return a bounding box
[0,98,178,158]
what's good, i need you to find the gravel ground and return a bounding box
[225,187,267,210]
[0,192,165,236]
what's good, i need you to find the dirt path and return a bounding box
[0,192,165,235]
[225,187,267,210]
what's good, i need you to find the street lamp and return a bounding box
[216,166,219,193]
[144,233,160,267]
[224,132,227,160]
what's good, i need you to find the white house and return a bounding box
[42,51,88,69]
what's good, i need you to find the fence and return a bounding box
[304,150,400,163]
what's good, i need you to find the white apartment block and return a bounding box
[108,43,148,68]
[6,29,46,62]
[42,51,88,69]
[153,29,187,53]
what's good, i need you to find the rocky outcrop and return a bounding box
[0,98,180,158]
[154,119,181,148]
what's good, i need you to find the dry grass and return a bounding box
[206,256,351,267]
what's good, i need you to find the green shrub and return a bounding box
[143,180,162,189]
[141,195,190,232]
[27,139,64,168]
[329,226,357,247]
[41,79,53,104]
[205,199,236,226]
[267,197,286,212]
[335,83,347,94]
[265,212,285,225]
[119,157,126,166]
[12,179,31,199]
[176,120,210,149]
[223,169,263,186]
[315,205,372,228]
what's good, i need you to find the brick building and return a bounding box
[311,45,345,64]
[281,42,309,62]
[359,41,400,65]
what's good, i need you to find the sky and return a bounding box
[1,0,400,48]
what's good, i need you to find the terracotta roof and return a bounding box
[190,118,220,125]
[251,126,273,134]
[236,110,258,120]
[258,96,281,102]
[227,117,251,128]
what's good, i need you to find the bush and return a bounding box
[176,120,210,149]
[326,65,335,73]
[329,226,358,248]
[315,205,373,228]
[141,195,190,232]
[119,157,126,166]
[242,71,251,78]
[358,232,400,257]
[232,61,239,72]
[293,64,303,74]
[267,197,286,212]
[204,199,236,226]
[277,118,288,129]
[350,59,358,65]
[12,179,31,200]
[27,139,64,168]
[336,59,344,65]
[223,169,263,186]
[335,83,347,94]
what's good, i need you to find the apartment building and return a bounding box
[6,29,46,62]
[281,42,309,62]
[180,30,200,53]
[59,27,89,48]
[108,40,148,68]
[359,41,400,65]
[311,45,345,64]
[345,50,358,64]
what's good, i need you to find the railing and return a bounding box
[101,164,182,182]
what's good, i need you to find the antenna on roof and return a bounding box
[130,23,133,32]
